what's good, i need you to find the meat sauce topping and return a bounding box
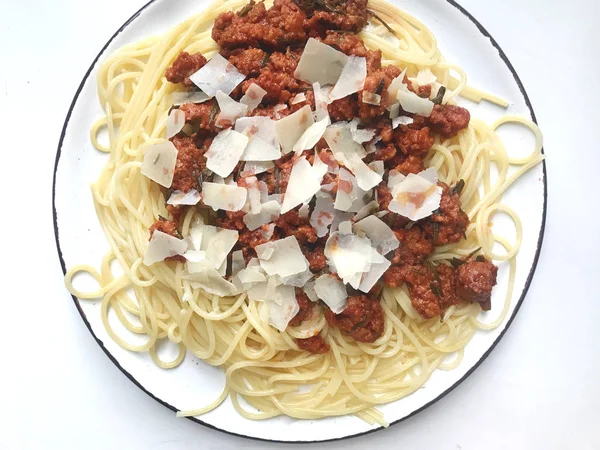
[150,0,496,354]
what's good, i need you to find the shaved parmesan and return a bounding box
[144,230,188,265]
[389,173,442,221]
[280,156,326,214]
[324,231,372,286]
[166,189,201,206]
[389,103,400,119]
[314,274,348,314]
[185,250,213,273]
[245,176,261,214]
[334,168,364,212]
[358,250,391,293]
[418,167,438,184]
[369,160,385,177]
[392,115,414,129]
[189,54,245,97]
[240,160,274,177]
[240,83,266,111]
[362,91,381,105]
[166,109,185,138]
[409,69,437,87]
[267,293,299,331]
[292,116,329,154]
[215,90,248,128]
[354,215,399,255]
[323,123,366,166]
[186,223,238,270]
[205,128,248,177]
[236,116,279,146]
[141,141,178,188]
[387,68,408,100]
[352,199,379,222]
[313,82,333,121]
[291,92,306,104]
[310,191,335,238]
[388,169,406,188]
[184,268,239,296]
[202,182,247,211]
[397,89,435,117]
[256,236,308,278]
[243,200,281,230]
[338,220,352,235]
[294,38,349,85]
[240,136,280,161]
[300,283,316,305]
[171,90,211,106]
[349,122,376,144]
[231,250,245,277]
[298,203,310,219]
[281,268,313,287]
[237,266,267,285]
[330,56,367,101]
[347,154,382,191]
[275,105,314,154]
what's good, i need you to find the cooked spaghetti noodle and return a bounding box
[65,0,543,425]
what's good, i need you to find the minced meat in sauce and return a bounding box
[155,0,491,354]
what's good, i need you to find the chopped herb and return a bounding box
[375,78,385,95]
[432,86,446,105]
[405,221,416,230]
[450,257,465,268]
[173,228,183,239]
[476,255,486,262]
[164,188,172,201]
[197,172,204,189]
[430,282,442,297]
[450,179,465,196]
[238,0,255,17]
[411,267,426,276]
[153,154,161,164]
[465,247,482,260]
[158,215,168,222]
[208,102,219,126]
[260,52,270,67]
[429,262,441,286]
[167,104,180,115]
[432,222,439,243]
[367,10,399,38]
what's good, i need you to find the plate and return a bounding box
[53,0,547,442]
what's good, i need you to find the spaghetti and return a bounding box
[65,0,543,426]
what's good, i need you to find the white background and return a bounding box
[0,0,598,448]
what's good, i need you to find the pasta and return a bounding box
[65,0,543,426]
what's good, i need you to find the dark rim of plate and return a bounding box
[52,0,548,444]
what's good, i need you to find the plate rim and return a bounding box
[51,0,548,443]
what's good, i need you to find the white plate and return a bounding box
[53,0,547,443]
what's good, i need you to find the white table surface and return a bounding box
[0,0,598,448]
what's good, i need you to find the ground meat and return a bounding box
[148,219,185,262]
[276,209,318,244]
[303,0,369,35]
[359,65,402,119]
[436,263,459,310]
[216,210,246,231]
[390,226,434,266]
[227,47,268,76]
[178,101,219,133]
[365,117,394,143]
[376,183,393,211]
[296,334,330,353]
[238,224,275,249]
[456,258,498,310]
[250,105,290,120]
[302,242,327,272]
[166,204,185,224]
[212,0,307,50]
[374,143,397,164]
[328,95,359,121]
[394,126,434,156]
[165,52,207,87]
[418,85,432,98]
[426,104,470,138]
[290,289,314,326]
[321,31,381,70]
[394,154,425,175]
[423,182,469,245]
[170,135,207,192]
[243,70,304,104]
[325,295,385,343]
[402,264,441,318]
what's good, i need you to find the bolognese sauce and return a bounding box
[151,0,497,353]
